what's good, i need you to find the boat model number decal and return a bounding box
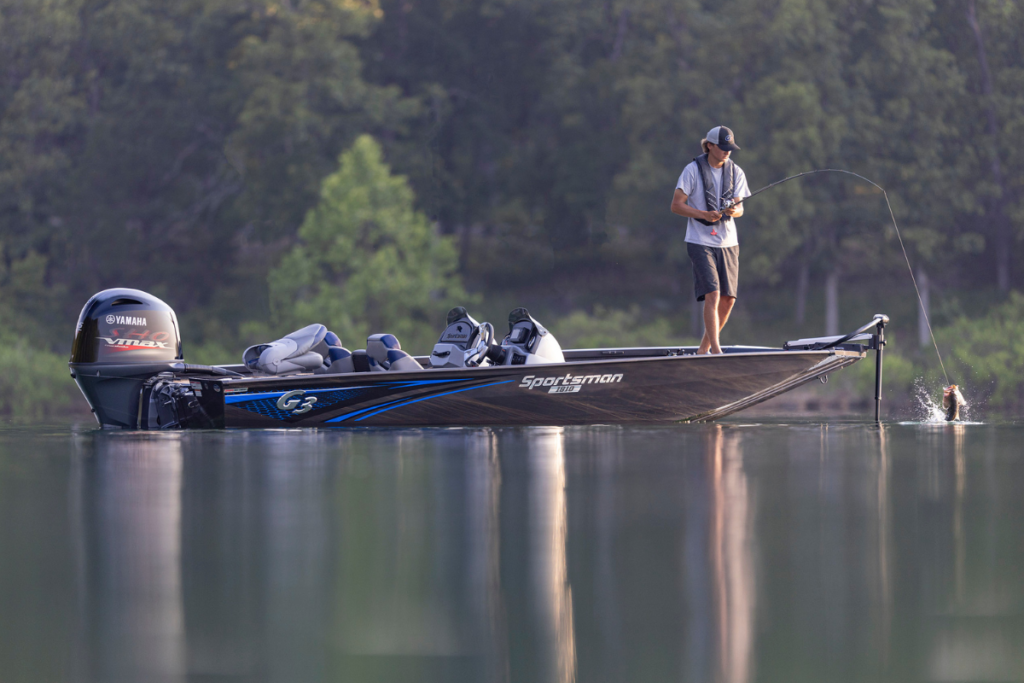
[276,390,318,415]
[520,373,623,393]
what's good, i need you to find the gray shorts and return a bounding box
[687,243,739,301]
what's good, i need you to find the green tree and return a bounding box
[268,135,468,352]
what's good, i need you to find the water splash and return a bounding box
[912,378,969,423]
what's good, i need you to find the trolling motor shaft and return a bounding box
[873,314,888,423]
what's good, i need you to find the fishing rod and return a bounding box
[723,168,878,210]
[721,168,950,386]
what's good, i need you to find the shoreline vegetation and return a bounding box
[2,0,1022,418]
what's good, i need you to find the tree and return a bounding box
[268,135,468,352]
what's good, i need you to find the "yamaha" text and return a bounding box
[106,315,148,326]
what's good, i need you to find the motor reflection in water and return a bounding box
[70,433,187,683]
[2,423,1024,682]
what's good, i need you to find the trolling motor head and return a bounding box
[70,288,183,428]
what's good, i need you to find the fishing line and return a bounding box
[728,168,950,385]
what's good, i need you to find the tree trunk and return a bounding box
[795,263,809,326]
[967,0,1012,291]
[917,267,931,348]
[825,270,840,336]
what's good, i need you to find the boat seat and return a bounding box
[367,333,424,372]
[314,345,355,374]
[243,323,333,375]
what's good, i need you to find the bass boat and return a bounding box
[70,289,889,429]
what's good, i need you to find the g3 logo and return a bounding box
[276,390,318,415]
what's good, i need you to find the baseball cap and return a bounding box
[706,125,740,152]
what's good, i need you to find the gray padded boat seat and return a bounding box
[243,324,333,375]
[314,345,355,374]
[366,333,423,372]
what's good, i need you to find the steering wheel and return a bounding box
[465,322,495,367]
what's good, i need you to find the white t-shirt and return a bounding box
[676,160,750,248]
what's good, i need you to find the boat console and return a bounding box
[429,307,498,368]
[497,307,565,365]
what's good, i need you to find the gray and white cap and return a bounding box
[706,125,740,152]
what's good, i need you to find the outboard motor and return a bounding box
[497,308,564,365]
[430,307,498,368]
[70,288,183,428]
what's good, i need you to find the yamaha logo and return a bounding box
[105,314,148,326]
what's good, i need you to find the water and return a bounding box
[1,420,1023,683]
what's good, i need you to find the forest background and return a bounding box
[1,0,1023,418]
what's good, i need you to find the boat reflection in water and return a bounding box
[3,423,1023,682]
[526,429,577,683]
[70,433,187,682]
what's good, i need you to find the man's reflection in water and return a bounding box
[707,426,756,683]
[71,434,187,683]
[526,427,577,683]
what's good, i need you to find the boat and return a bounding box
[69,289,889,429]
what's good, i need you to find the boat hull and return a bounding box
[198,349,863,428]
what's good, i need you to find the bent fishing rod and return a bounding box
[720,167,951,386]
[722,168,881,210]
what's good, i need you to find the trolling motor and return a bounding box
[784,314,889,422]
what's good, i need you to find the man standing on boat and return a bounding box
[670,125,750,354]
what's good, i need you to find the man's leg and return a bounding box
[717,295,736,332]
[699,290,721,354]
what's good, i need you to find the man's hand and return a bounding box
[724,202,743,218]
[703,210,723,222]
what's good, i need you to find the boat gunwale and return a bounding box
[207,346,867,388]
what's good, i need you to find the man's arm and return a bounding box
[671,189,722,223]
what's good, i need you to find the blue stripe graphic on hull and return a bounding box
[226,385,378,405]
[342,378,516,421]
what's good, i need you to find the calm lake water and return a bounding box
[1,420,1022,683]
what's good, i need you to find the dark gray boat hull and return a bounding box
[178,349,864,428]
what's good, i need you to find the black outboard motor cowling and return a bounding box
[70,288,183,428]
